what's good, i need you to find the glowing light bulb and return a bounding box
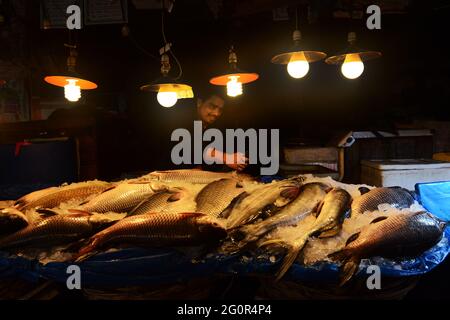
[287,53,309,79]
[157,90,178,108]
[226,76,243,97]
[64,79,81,102]
[341,54,364,79]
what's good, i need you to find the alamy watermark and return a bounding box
[171,121,279,175]
[66,265,81,290]
[366,265,381,290]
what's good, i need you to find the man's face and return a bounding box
[197,95,225,126]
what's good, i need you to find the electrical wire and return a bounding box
[161,3,183,80]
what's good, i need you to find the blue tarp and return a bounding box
[0,181,449,287]
[416,181,450,222]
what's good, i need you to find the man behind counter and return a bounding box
[165,86,248,172]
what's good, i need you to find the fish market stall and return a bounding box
[0,170,448,299]
[1,0,450,302]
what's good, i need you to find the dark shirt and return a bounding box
[162,103,230,172]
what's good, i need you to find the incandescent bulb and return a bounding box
[64,79,81,102]
[287,53,309,79]
[226,76,243,97]
[157,90,178,108]
[341,54,364,79]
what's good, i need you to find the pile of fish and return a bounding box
[0,169,447,285]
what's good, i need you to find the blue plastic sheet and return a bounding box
[415,181,450,222]
[0,181,449,287]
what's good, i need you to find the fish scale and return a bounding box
[196,179,245,217]
[76,213,227,260]
[148,170,251,184]
[14,181,112,211]
[0,214,100,249]
[351,187,415,216]
[226,179,302,229]
[81,182,166,213]
[328,211,446,286]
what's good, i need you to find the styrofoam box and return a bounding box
[361,159,450,190]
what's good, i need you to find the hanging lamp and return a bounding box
[271,8,326,79]
[326,32,381,79]
[140,4,193,108]
[210,46,259,97]
[140,47,193,108]
[44,44,97,102]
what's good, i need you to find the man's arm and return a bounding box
[204,147,248,171]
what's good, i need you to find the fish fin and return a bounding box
[370,216,388,224]
[314,201,324,218]
[358,187,371,195]
[179,212,206,218]
[128,199,147,216]
[258,238,288,248]
[328,249,349,262]
[99,185,117,193]
[168,192,182,202]
[339,257,360,286]
[13,200,26,210]
[74,250,98,263]
[345,232,360,246]
[127,181,152,185]
[67,209,92,216]
[35,208,59,217]
[61,238,90,253]
[275,239,308,281]
[318,225,341,238]
[280,186,300,200]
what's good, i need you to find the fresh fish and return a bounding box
[351,187,415,216]
[146,169,254,184]
[81,181,167,213]
[0,212,115,250]
[14,181,112,211]
[196,179,245,217]
[271,188,352,280]
[226,179,302,229]
[129,188,188,216]
[76,212,227,261]
[329,211,446,286]
[231,183,330,250]
[0,208,29,236]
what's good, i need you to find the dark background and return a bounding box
[2,0,450,177]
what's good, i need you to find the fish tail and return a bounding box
[339,257,360,286]
[328,249,360,286]
[73,242,98,262]
[275,237,308,281]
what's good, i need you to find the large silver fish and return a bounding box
[196,179,245,217]
[226,179,302,229]
[146,169,254,184]
[76,212,227,261]
[0,212,114,250]
[351,187,415,216]
[129,188,188,216]
[271,188,352,280]
[329,211,446,286]
[234,183,330,249]
[80,181,167,213]
[14,181,112,211]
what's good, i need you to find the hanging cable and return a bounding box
[161,3,182,80]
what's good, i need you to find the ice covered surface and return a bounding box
[298,174,375,199]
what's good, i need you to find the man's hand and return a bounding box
[224,152,248,171]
